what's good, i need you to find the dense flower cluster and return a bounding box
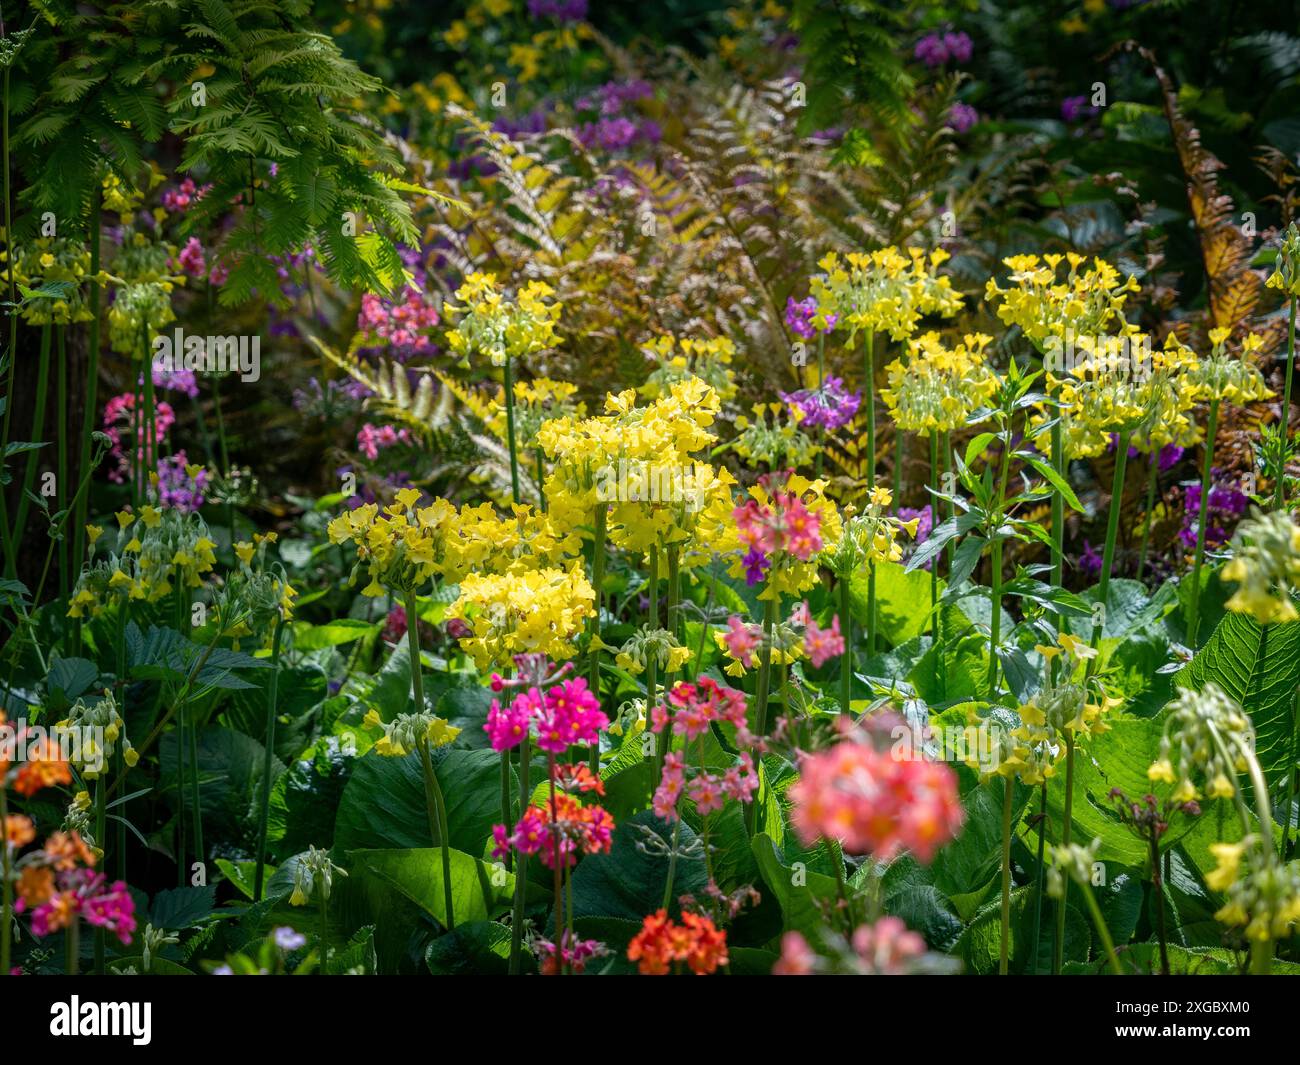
[627,909,729,975]
[1219,508,1300,624]
[810,247,963,342]
[789,719,964,861]
[444,272,562,367]
[882,331,998,433]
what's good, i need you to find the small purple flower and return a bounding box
[1061,95,1100,124]
[273,927,307,951]
[914,31,972,68]
[528,0,588,23]
[1180,471,1249,549]
[947,102,978,134]
[781,376,862,432]
[1079,539,1103,580]
[784,296,835,340]
[741,547,770,586]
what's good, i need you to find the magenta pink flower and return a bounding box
[805,615,845,668]
[176,236,206,278]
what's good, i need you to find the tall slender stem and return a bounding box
[1135,454,1159,584]
[508,731,530,975]
[839,572,853,713]
[1187,404,1219,647]
[1053,732,1076,975]
[503,354,520,503]
[998,775,1013,975]
[1277,296,1296,509]
[253,616,286,902]
[1091,429,1131,650]
[10,324,51,564]
[744,596,777,836]
[588,506,606,775]
[405,590,454,930]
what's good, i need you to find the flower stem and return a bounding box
[588,506,607,776]
[999,775,1014,975]
[406,590,454,930]
[1053,732,1076,975]
[1187,403,1218,647]
[1276,296,1296,510]
[508,732,530,975]
[864,328,876,488]
[503,353,520,503]
[744,596,777,837]
[1091,429,1131,650]
[839,571,853,713]
[662,818,681,912]
[1136,455,1159,584]
[94,776,106,973]
[253,616,286,902]
[10,323,51,561]
[1079,880,1123,975]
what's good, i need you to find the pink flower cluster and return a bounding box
[103,392,176,485]
[789,601,845,668]
[654,749,758,821]
[161,177,211,213]
[492,790,615,870]
[357,289,441,352]
[356,422,413,461]
[650,679,759,820]
[24,869,137,945]
[774,917,925,975]
[733,488,824,585]
[176,236,206,278]
[533,931,608,976]
[485,675,608,754]
[789,724,964,862]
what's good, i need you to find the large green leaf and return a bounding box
[569,811,709,921]
[1183,610,1300,784]
[349,847,513,927]
[334,747,505,856]
[750,830,842,938]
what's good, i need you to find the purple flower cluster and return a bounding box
[947,102,979,134]
[153,362,199,400]
[576,80,660,155]
[1061,95,1101,123]
[528,0,588,22]
[914,31,973,69]
[784,296,836,339]
[1180,470,1249,550]
[156,451,208,513]
[781,377,862,432]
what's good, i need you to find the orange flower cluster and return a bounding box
[0,711,73,796]
[627,909,729,975]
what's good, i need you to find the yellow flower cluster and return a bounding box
[639,334,738,402]
[68,507,217,615]
[0,236,98,325]
[538,376,730,556]
[486,377,584,449]
[1187,328,1272,407]
[1148,683,1252,803]
[447,566,596,671]
[57,692,139,780]
[327,489,460,595]
[1265,222,1300,298]
[811,247,963,342]
[985,253,1140,351]
[1205,836,1300,942]
[732,402,818,469]
[444,272,562,367]
[983,635,1118,785]
[826,486,919,577]
[1219,508,1300,624]
[882,331,998,434]
[362,708,460,756]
